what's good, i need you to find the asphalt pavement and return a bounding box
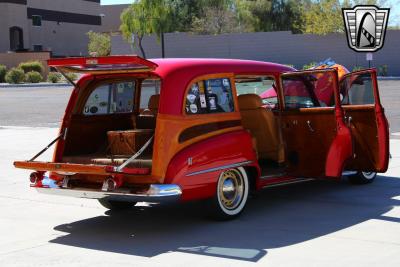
[0,127,399,266]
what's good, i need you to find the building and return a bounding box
[100,4,129,33]
[0,0,128,56]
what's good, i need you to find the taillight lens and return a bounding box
[30,171,44,184]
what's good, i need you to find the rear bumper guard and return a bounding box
[35,177,182,203]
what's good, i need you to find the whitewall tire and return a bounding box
[209,167,249,220]
[349,171,377,184]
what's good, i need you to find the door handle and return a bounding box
[347,116,352,127]
[307,120,315,132]
[344,115,352,127]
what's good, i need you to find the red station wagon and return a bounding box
[14,56,390,219]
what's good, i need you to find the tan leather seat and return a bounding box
[148,94,160,114]
[238,94,285,163]
[137,94,160,129]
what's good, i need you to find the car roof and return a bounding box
[149,58,295,115]
[151,58,294,79]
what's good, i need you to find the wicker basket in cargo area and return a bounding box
[107,129,154,156]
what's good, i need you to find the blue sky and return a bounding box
[101,0,399,26]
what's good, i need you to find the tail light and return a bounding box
[30,171,44,185]
[102,177,117,192]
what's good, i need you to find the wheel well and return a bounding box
[243,166,258,193]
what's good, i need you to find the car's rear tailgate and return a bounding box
[14,161,150,176]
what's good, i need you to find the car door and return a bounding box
[339,69,389,173]
[279,69,352,178]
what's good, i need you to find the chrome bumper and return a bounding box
[35,177,182,203]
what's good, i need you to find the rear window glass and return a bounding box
[84,81,135,115]
[185,77,235,115]
[340,72,375,105]
[140,79,161,109]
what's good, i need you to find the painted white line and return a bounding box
[392,132,400,136]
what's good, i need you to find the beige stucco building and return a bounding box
[0,0,128,56]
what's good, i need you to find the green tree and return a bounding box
[302,0,344,35]
[87,31,111,56]
[120,0,176,58]
[234,0,303,33]
[120,3,150,58]
[191,6,240,34]
[298,0,392,35]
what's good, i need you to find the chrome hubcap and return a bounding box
[218,169,244,210]
[362,171,376,179]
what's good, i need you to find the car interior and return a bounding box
[237,94,286,176]
[61,78,160,170]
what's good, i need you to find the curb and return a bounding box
[378,77,400,80]
[0,82,72,88]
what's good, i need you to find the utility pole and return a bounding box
[161,31,165,58]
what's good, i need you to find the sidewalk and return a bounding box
[0,82,71,88]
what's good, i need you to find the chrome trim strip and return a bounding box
[35,179,182,203]
[185,160,253,177]
[260,173,287,179]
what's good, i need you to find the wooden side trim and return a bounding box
[178,120,242,143]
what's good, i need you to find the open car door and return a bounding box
[340,69,390,173]
[279,69,352,178]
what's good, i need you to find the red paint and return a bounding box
[104,166,151,175]
[24,57,388,204]
[164,130,258,201]
[48,55,158,69]
[371,70,390,172]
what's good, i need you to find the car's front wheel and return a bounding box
[349,171,377,184]
[98,199,137,210]
[208,167,249,220]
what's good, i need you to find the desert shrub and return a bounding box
[352,66,363,72]
[25,71,43,83]
[87,31,111,56]
[18,61,44,74]
[0,65,7,83]
[302,61,317,70]
[47,72,62,83]
[378,65,388,76]
[5,68,25,84]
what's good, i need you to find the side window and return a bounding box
[84,81,135,116]
[235,76,277,109]
[281,71,336,109]
[140,78,161,109]
[185,77,235,115]
[340,72,375,105]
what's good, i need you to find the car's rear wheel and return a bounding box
[98,199,137,210]
[208,167,249,220]
[349,171,377,184]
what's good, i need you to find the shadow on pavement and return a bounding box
[50,175,400,262]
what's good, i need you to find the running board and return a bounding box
[260,173,287,179]
[262,178,314,189]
